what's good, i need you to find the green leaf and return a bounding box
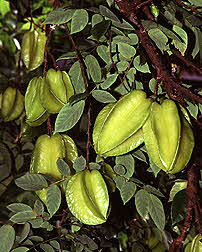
[186,100,198,119]
[116,154,135,178]
[73,156,86,172]
[69,61,86,93]
[112,20,134,30]
[148,194,165,230]
[149,158,161,177]
[29,218,43,228]
[192,27,201,58]
[43,8,75,24]
[144,185,165,198]
[188,0,202,7]
[29,236,44,242]
[11,247,29,252]
[114,164,126,176]
[10,211,36,223]
[92,14,104,27]
[0,225,15,252]
[99,5,120,22]
[54,100,85,133]
[169,180,187,202]
[118,42,136,58]
[71,9,88,34]
[100,74,118,89]
[132,150,147,163]
[126,68,136,82]
[116,60,129,72]
[113,176,126,191]
[34,199,44,216]
[92,90,116,103]
[50,240,60,250]
[97,45,111,64]
[57,159,71,176]
[47,185,61,217]
[85,55,102,83]
[171,190,186,225]
[133,56,151,73]
[89,162,101,170]
[16,223,30,244]
[135,189,150,219]
[15,174,48,191]
[7,203,32,213]
[92,20,111,40]
[40,244,55,252]
[128,34,139,45]
[120,181,136,204]
[172,25,188,56]
[148,28,169,53]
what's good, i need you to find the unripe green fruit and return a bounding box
[30,133,78,204]
[189,234,202,252]
[21,30,47,71]
[25,76,49,126]
[93,90,152,156]
[1,87,24,122]
[143,99,194,173]
[40,68,74,114]
[66,169,109,225]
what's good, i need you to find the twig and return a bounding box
[169,161,202,252]
[66,25,88,90]
[43,27,54,76]
[115,0,202,105]
[134,0,153,9]
[47,50,57,69]
[172,49,202,75]
[86,103,91,170]
[175,0,199,14]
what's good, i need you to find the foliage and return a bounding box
[0,0,202,252]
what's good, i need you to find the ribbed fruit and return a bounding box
[143,99,194,173]
[21,30,47,71]
[40,69,74,113]
[30,133,78,204]
[66,169,109,225]
[1,87,24,122]
[93,90,152,156]
[25,77,49,126]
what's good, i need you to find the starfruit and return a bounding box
[1,87,24,122]
[40,69,74,113]
[21,30,47,71]
[30,133,78,204]
[186,234,202,252]
[65,169,109,225]
[25,77,49,126]
[143,99,194,173]
[93,90,152,156]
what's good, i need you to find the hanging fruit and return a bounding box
[21,30,47,71]
[25,76,49,126]
[65,169,109,225]
[143,99,194,173]
[40,68,75,113]
[30,133,78,204]
[93,89,152,156]
[0,87,24,122]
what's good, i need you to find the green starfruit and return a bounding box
[66,169,109,225]
[93,89,152,156]
[21,30,47,71]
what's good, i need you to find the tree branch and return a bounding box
[115,0,202,106]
